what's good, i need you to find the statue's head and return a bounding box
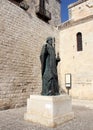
[46,37,53,45]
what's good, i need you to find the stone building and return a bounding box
[0,0,93,110]
[58,0,93,100]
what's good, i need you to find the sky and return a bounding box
[61,0,78,22]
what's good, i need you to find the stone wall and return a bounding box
[0,0,59,110]
[45,0,61,26]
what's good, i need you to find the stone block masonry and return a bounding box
[24,95,74,128]
[0,0,59,110]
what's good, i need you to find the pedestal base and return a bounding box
[24,95,74,128]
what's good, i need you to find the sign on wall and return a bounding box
[65,73,72,88]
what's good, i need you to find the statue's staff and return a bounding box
[53,37,55,52]
[53,37,60,66]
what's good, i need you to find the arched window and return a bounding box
[76,32,83,51]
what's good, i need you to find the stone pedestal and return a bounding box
[24,95,74,128]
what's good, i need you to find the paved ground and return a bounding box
[0,104,93,130]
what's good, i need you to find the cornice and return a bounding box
[68,0,88,9]
[58,15,93,30]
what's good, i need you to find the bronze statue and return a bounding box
[40,37,60,96]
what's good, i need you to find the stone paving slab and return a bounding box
[0,105,93,130]
[72,99,93,109]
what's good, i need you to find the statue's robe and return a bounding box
[40,43,59,95]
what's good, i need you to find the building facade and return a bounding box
[59,0,93,100]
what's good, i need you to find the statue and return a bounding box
[40,37,60,96]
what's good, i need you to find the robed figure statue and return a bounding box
[40,37,60,96]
